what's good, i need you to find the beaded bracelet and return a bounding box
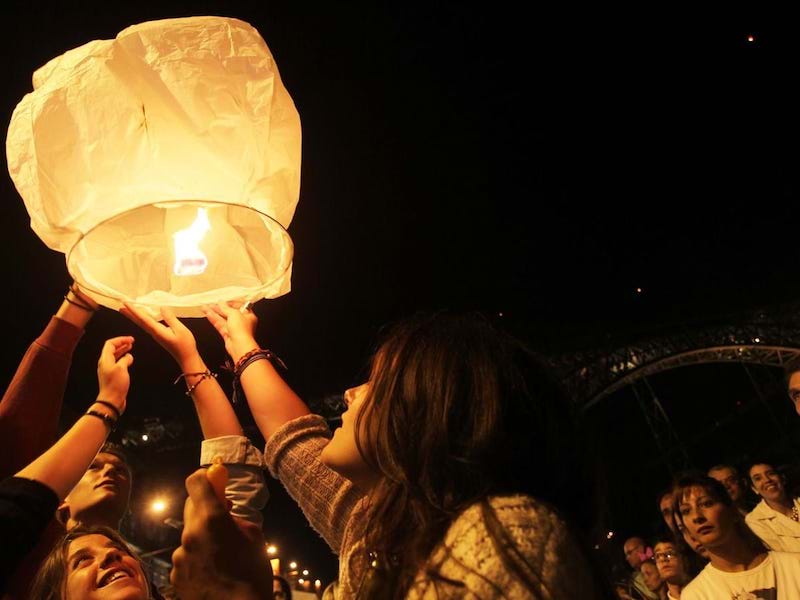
[174,370,218,397]
[85,409,117,432]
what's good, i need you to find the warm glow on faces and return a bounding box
[62,453,131,525]
[640,561,662,592]
[173,208,211,276]
[708,467,743,502]
[653,542,684,583]
[678,486,738,549]
[64,534,148,600]
[320,383,378,489]
[749,464,786,502]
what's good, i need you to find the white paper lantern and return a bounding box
[6,16,301,316]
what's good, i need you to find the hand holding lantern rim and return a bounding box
[203,301,259,363]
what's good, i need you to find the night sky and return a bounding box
[1,2,798,586]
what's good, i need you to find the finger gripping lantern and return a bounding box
[6,16,301,317]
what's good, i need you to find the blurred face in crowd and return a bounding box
[320,383,377,490]
[788,372,800,415]
[659,492,676,532]
[60,453,131,528]
[653,541,686,584]
[708,466,744,503]
[640,561,662,592]
[64,534,149,599]
[678,485,739,550]
[749,464,787,504]
[677,521,709,559]
[623,537,646,569]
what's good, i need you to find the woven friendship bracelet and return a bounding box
[234,348,288,376]
[221,348,287,405]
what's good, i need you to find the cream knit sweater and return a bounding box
[264,415,600,599]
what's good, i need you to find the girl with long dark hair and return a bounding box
[205,305,610,598]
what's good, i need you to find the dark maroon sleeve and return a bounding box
[0,317,83,479]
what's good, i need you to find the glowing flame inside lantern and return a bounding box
[173,208,211,276]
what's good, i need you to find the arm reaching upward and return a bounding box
[15,336,133,499]
[204,302,310,440]
[120,303,242,439]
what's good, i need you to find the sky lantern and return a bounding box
[6,16,300,316]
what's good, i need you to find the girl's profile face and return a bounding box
[320,382,378,490]
[64,533,149,600]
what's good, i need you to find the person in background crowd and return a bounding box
[745,460,800,552]
[784,356,800,416]
[658,489,677,534]
[272,575,292,600]
[29,526,152,600]
[624,537,660,600]
[0,336,133,592]
[707,464,752,516]
[653,535,696,599]
[198,305,612,598]
[674,473,800,599]
[640,558,668,600]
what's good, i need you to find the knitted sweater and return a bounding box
[264,414,601,599]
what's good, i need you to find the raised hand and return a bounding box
[170,468,272,599]
[96,336,134,415]
[203,301,259,362]
[120,303,198,368]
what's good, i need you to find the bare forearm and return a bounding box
[238,357,310,440]
[15,404,113,499]
[179,355,244,439]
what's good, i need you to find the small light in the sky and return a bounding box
[747,34,755,43]
[754,337,761,343]
[607,531,615,539]
[141,434,149,442]
[498,312,504,317]
[636,287,642,294]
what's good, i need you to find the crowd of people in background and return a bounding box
[2,283,799,598]
[615,361,800,599]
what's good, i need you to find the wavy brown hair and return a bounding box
[29,525,150,600]
[351,312,605,598]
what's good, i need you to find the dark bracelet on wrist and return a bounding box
[93,400,122,419]
[85,409,118,432]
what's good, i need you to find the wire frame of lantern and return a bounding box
[6,16,301,317]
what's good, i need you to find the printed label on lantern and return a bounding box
[173,208,211,276]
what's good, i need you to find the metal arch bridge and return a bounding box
[551,306,800,412]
